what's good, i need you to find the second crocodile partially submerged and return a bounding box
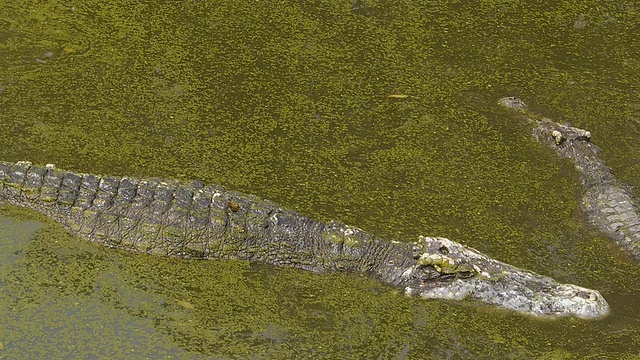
[498,97,640,260]
[0,160,609,319]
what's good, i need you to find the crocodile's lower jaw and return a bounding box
[410,280,609,319]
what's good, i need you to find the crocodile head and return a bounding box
[497,96,606,183]
[497,96,593,145]
[497,96,528,109]
[401,236,610,319]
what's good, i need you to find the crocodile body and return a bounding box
[499,97,640,259]
[0,160,609,319]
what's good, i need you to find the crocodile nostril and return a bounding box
[439,246,449,255]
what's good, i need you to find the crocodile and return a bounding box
[0,160,609,319]
[498,97,640,259]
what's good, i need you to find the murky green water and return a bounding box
[0,0,639,358]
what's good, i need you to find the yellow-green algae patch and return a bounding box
[321,227,362,247]
[417,252,475,275]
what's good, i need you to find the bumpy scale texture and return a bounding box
[0,159,610,319]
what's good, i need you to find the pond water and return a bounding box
[0,0,639,358]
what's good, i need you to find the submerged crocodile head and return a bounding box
[401,236,610,319]
[497,96,594,149]
[497,96,612,184]
[497,96,528,110]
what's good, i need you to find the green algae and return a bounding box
[322,228,361,248]
[0,0,640,358]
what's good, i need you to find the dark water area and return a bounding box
[0,0,639,358]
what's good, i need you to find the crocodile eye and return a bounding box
[439,246,449,255]
[414,265,440,281]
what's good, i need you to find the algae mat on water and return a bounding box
[1,0,640,358]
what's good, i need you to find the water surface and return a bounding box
[0,0,639,358]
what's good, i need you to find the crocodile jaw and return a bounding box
[404,237,610,319]
[410,269,610,320]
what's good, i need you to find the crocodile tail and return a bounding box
[0,161,73,205]
[0,161,199,255]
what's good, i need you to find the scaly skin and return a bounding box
[498,97,640,259]
[0,160,610,319]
